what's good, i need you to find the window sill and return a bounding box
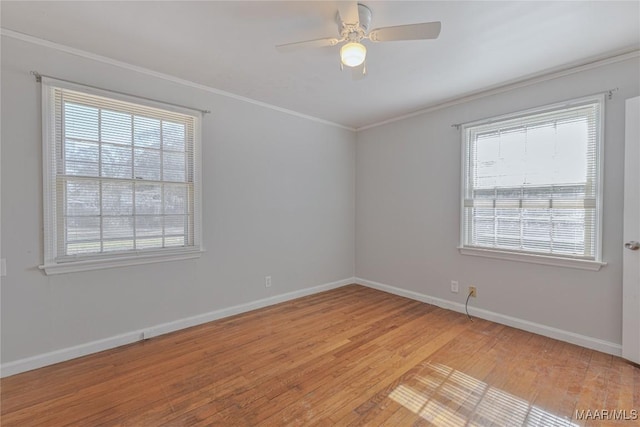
[39,248,204,275]
[458,247,606,271]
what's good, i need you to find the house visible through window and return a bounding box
[41,78,202,274]
[460,95,604,269]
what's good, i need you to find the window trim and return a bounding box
[458,247,606,271]
[40,77,203,275]
[459,94,606,270]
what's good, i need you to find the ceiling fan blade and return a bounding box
[369,21,442,42]
[351,62,366,80]
[276,37,340,52]
[337,1,360,26]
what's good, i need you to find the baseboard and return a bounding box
[3,276,620,377]
[141,277,354,339]
[356,277,622,357]
[0,277,355,378]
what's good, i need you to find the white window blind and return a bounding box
[461,95,604,264]
[41,78,202,274]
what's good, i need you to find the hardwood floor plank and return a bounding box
[333,315,491,425]
[369,321,511,426]
[1,285,638,426]
[360,320,508,426]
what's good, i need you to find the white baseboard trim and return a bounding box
[0,277,355,378]
[356,277,622,357]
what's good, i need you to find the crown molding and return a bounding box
[2,28,636,134]
[0,28,356,132]
[357,47,640,131]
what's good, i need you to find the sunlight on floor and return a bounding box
[388,362,578,427]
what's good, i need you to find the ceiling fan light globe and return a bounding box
[340,42,366,67]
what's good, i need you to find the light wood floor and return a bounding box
[1,285,638,426]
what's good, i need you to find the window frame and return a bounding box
[458,95,606,271]
[40,78,203,275]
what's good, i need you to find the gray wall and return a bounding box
[0,36,356,364]
[356,57,640,345]
[2,32,638,369]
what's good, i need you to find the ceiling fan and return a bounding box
[276,2,441,80]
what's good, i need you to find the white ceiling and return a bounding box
[1,1,639,129]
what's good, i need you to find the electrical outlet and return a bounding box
[469,286,477,297]
[451,280,459,293]
[265,276,272,288]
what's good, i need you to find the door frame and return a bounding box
[622,96,640,363]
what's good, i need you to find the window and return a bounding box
[41,78,202,274]
[460,95,605,270]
